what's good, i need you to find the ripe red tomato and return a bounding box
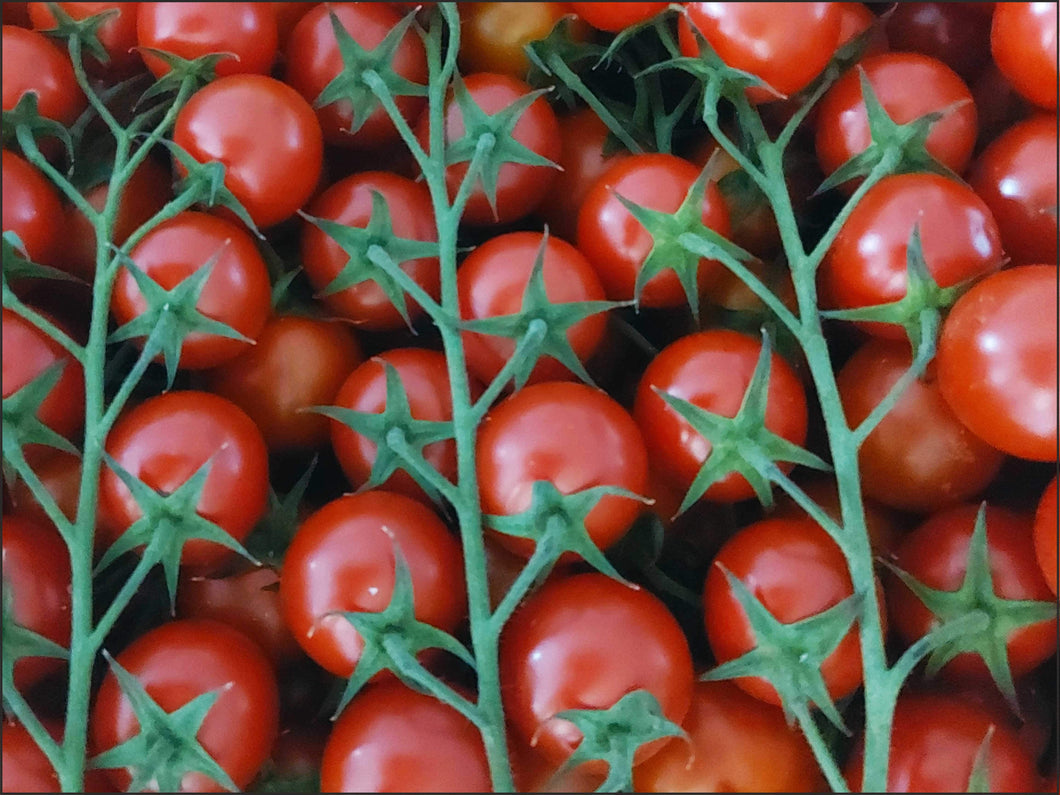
[844,693,1042,792]
[634,329,808,504]
[300,171,440,330]
[111,211,271,370]
[2,150,64,267]
[322,682,491,792]
[269,2,313,50]
[476,381,649,559]
[888,503,1057,683]
[820,173,1004,339]
[2,3,29,26]
[571,2,667,32]
[417,71,561,225]
[836,338,1005,513]
[172,74,323,229]
[137,2,277,78]
[285,2,427,148]
[499,572,693,765]
[1,25,86,126]
[936,265,1058,462]
[2,514,71,693]
[329,348,470,503]
[205,314,362,452]
[703,517,866,707]
[968,114,1058,267]
[577,153,730,308]
[884,2,992,83]
[633,680,825,793]
[458,231,608,386]
[459,2,584,77]
[90,619,279,793]
[97,391,269,573]
[679,2,842,102]
[815,53,978,186]
[280,491,466,678]
[28,2,142,78]
[2,719,62,794]
[990,2,1058,110]
[1033,477,1057,596]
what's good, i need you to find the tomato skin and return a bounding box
[844,693,1042,792]
[97,391,269,573]
[936,265,1058,462]
[418,71,561,225]
[172,74,323,229]
[329,348,469,504]
[815,53,978,186]
[499,572,693,765]
[90,619,279,793]
[285,2,427,148]
[458,231,608,386]
[888,503,1058,682]
[571,2,667,32]
[633,680,825,793]
[111,211,272,370]
[459,2,582,78]
[476,381,649,559]
[679,2,842,102]
[205,315,362,452]
[2,515,71,693]
[300,171,440,330]
[703,517,866,707]
[2,719,61,794]
[820,173,1004,339]
[577,153,731,308]
[1033,476,1057,596]
[7,449,81,530]
[28,2,142,77]
[137,2,277,78]
[279,491,466,678]
[837,338,1005,513]
[884,3,992,83]
[991,2,1058,110]
[1,25,85,126]
[968,114,1058,267]
[634,329,808,504]
[269,2,313,50]
[2,150,65,267]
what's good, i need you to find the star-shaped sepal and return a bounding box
[311,362,455,503]
[160,139,260,235]
[328,533,474,718]
[135,49,235,107]
[882,504,1059,713]
[88,651,239,793]
[524,16,609,111]
[654,331,830,516]
[94,454,258,610]
[244,458,317,567]
[545,690,687,793]
[2,361,80,485]
[3,231,83,290]
[704,565,861,733]
[460,231,629,390]
[1,581,69,713]
[1,92,75,163]
[32,3,117,66]
[300,191,440,330]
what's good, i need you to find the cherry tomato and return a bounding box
[301,171,440,330]
[269,2,313,50]
[2,515,71,693]
[991,2,1058,110]
[28,2,142,78]
[111,211,271,370]
[285,2,427,148]
[499,572,693,765]
[329,348,469,504]
[137,2,277,78]
[460,2,582,78]
[205,314,362,452]
[837,338,1005,513]
[1033,476,1057,596]
[634,329,808,504]
[884,2,992,83]
[476,381,649,559]
[844,693,1042,792]
[888,503,1057,683]
[815,53,978,186]
[1,25,86,127]
[633,680,825,793]
[2,3,29,26]
[417,71,561,225]
[172,74,323,229]
[577,153,731,307]
[2,719,62,794]
[97,391,269,574]
[820,173,1004,339]
[703,517,867,707]
[90,619,279,793]
[968,114,1058,267]
[458,231,608,386]
[936,265,1058,462]
[322,682,490,793]
[570,2,667,32]
[679,2,842,102]
[2,150,65,268]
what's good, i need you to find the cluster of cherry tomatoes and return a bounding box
[1,1,1057,793]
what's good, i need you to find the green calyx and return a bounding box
[34,2,117,65]
[161,139,260,234]
[243,458,317,567]
[1,362,80,486]
[1,92,75,163]
[3,232,82,289]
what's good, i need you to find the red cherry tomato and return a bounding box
[991,2,1058,110]
[28,2,142,77]
[1,25,86,126]
[884,2,992,83]
[570,2,667,32]
[1033,477,1058,596]
[2,149,65,267]
[2,720,62,794]
[459,2,585,78]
